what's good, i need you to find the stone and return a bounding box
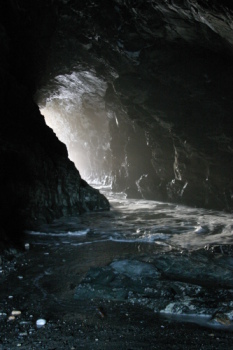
[8,316,15,321]
[110,259,161,279]
[11,310,21,316]
[212,313,231,326]
[36,319,46,328]
[74,257,233,327]
[24,243,30,250]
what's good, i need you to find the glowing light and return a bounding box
[36,71,112,185]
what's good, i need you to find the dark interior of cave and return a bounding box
[1,1,233,347]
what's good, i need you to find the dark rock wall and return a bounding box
[108,41,233,209]
[104,1,233,210]
[0,1,109,243]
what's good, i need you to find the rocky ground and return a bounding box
[1,247,233,350]
[1,301,233,350]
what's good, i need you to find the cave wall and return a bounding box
[106,0,233,210]
[0,0,109,244]
[108,42,233,210]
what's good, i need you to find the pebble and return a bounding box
[36,319,46,327]
[11,310,21,316]
[24,243,30,250]
[19,332,28,337]
[8,315,15,321]
[213,312,231,325]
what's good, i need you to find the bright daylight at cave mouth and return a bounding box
[37,70,112,186]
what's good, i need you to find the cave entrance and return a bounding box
[36,70,112,186]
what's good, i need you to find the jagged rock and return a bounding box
[74,257,233,327]
[204,244,233,256]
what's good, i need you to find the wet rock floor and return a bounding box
[1,246,233,349]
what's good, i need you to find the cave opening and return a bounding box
[28,0,233,211]
[36,69,113,187]
[2,2,233,346]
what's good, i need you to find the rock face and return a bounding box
[0,1,109,243]
[1,0,233,245]
[75,252,233,328]
[35,0,233,211]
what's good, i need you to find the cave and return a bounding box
[1,0,233,239]
[35,0,233,212]
[1,0,233,347]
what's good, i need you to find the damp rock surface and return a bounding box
[74,255,233,330]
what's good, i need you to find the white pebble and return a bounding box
[8,315,15,321]
[11,310,21,316]
[36,318,46,327]
[24,243,30,250]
